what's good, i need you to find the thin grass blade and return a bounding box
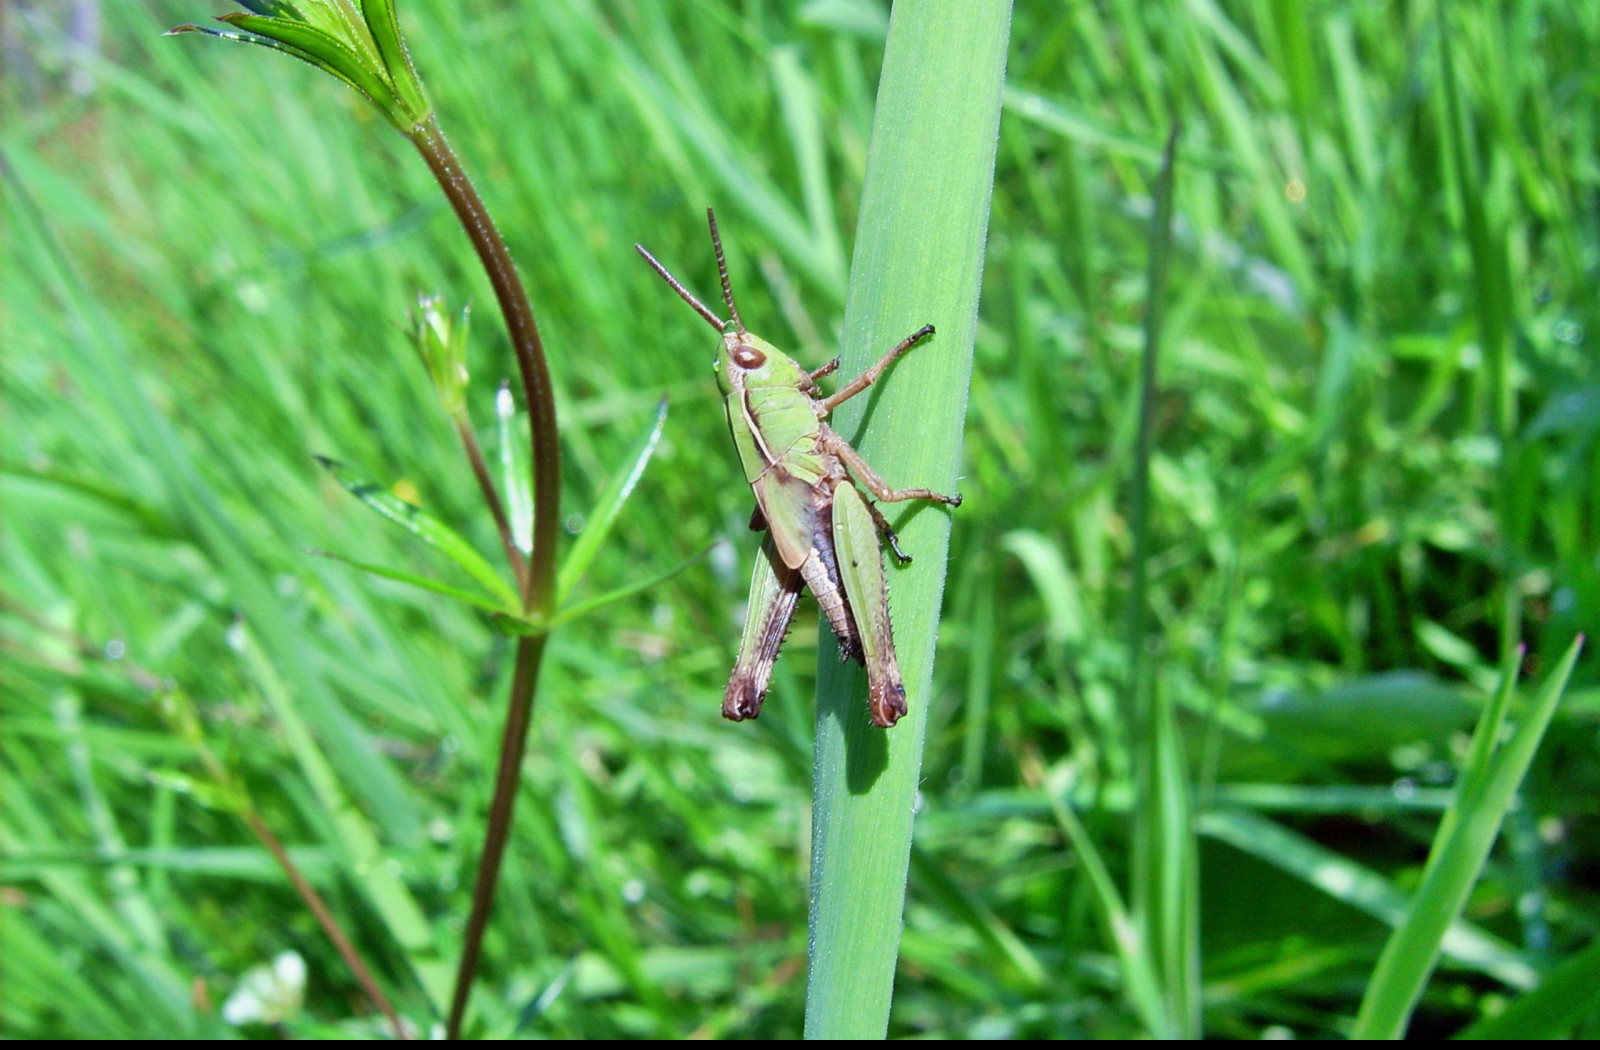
[1352,636,1584,1038]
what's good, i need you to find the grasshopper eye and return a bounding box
[733,346,767,369]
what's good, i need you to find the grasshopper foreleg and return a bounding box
[819,324,935,415]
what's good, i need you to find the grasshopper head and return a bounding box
[715,325,807,396]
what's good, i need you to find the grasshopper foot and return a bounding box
[883,528,913,565]
[722,681,765,721]
[868,682,908,728]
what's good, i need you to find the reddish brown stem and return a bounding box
[245,812,409,1040]
[442,634,547,1038]
[408,116,560,1041]
[453,417,528,592]
[410,116,558,617]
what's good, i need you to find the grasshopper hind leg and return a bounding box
[724,537,803,721]
[830,481,909,728]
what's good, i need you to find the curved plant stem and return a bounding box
[407,116,561,1039]
[409,115,559,614]
[443,634,547,1038]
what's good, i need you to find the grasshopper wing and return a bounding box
[831,481,907,727]
[752,470,822,570]
[724,535,803,720]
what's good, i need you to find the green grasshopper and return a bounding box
[636,209,961,728]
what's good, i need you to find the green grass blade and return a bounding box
[231,621,450,1008]
[907,844,1046,990]
[1030,756,1170,1036]
[549,545,710,629]
[1126,125,1189,1039]
[1436,2,1519,659]
[804,1,1012,1038]
[1201,809,1536,990]
[1352,636,1584,1039]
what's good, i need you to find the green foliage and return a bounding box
[169,1,430,131]
[4,0,1598,1039]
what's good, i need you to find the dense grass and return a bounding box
[4,0,1599,1039]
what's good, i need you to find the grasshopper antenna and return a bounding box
[635,243,725,332]
[705,208,745,334]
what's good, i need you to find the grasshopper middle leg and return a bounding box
[818,425,963,510]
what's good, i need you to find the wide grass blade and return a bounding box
[804,1,1012,1038]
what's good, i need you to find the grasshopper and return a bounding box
[636,209,961,728]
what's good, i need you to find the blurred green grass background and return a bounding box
[3,0,1598,1038]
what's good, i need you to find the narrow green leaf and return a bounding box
[216,14,399,118]
[360,0,430,126]
[549,545,711,629]
[314,456,521,610]
[166,21,343,81]
[290,0,383,69]
[235,1,305,17]
[308,548,519,617]
[1441,645,1524,848]
[554,398,668,604]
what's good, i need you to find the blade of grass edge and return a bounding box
[804,1,1012,1039]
